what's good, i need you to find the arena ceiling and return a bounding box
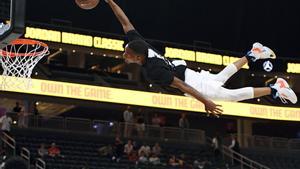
[26,0,300,60]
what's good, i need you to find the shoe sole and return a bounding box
[263,46,276,59]
[280,88,298,104]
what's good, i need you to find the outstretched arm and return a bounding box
[105,0,135,33]
[171,77,223,117]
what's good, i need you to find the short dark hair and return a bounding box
[127,40,148,57]
[5,156,28,169]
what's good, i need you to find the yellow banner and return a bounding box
[24,26,300,73]
[24,27,124,51]
[1,77,299,121]
[165,47,249,69]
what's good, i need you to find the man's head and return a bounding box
[123,40,148,65]
[115,136,121,143]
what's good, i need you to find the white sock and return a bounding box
[214,64,238,83]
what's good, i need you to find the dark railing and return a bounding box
[20,147,30,168]
[221,134,300,151]
[245,135,300,151]
[8,113,206,144]
[35,158,46,169]
[1,131,16,156]
[222,146,270,169]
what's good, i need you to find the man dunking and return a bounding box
[104,0,297,116]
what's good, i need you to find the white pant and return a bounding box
[184,64,254,102]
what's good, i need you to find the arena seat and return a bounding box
[12,127,226,169]
[242,148,300,169]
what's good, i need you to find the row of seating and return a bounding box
[12,128,226,169]
[12,127,300,169]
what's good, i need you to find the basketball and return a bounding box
[75,0,100,10]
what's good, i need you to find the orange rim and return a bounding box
[0,39,48,57]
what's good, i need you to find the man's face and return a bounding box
[123,47,141,64]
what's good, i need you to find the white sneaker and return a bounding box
[271,78,298,104]
[247,42,276,62]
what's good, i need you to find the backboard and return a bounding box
[0,0,26,49]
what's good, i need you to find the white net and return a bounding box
[0,39,49,90]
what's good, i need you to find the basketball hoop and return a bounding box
[0,39,49,90]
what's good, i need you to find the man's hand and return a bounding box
[203,100,223,118]
[104,0,112,3]
[171,77,223,117]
